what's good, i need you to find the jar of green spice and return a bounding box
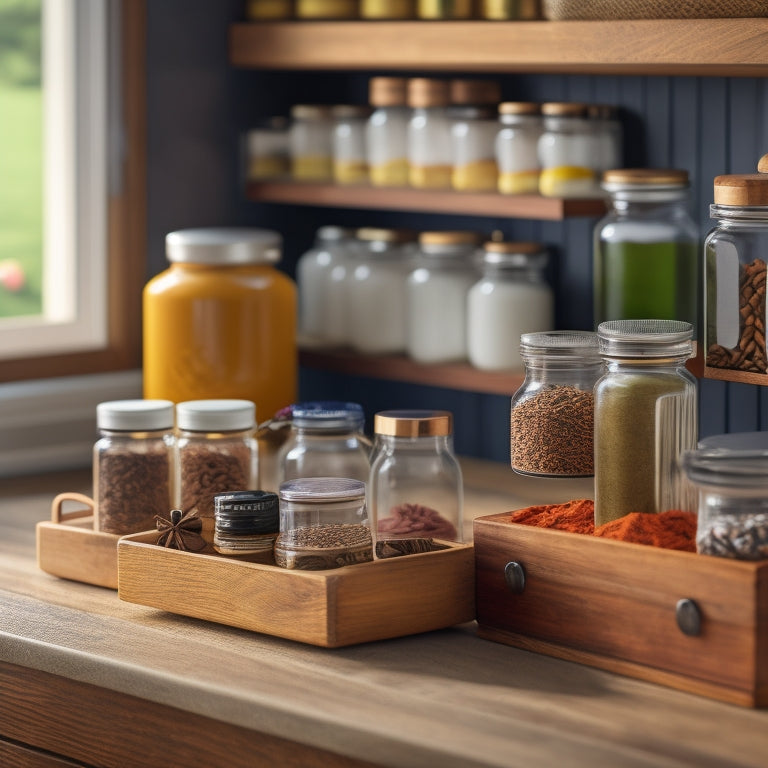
[594,319,698,527]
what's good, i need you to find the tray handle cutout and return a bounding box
[51,492,96,524]
[676,598,702,637]
[504,561,526,594]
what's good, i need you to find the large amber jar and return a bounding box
[143,228,297,421]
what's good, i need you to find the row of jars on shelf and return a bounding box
[246,77,622,198]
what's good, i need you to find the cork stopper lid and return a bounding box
[541,102,588,117]
[369,77,408,107]
[450,79,501,106]
[407,78,450,108]
[713,154,768,206]
[498,101,540,116]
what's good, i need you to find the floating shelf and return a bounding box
[703,366,768,386]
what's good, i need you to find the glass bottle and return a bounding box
[370,410,463,559]
[332,105,370,186]
[495,102,543,195]
[467,241,554,371]
[277,401,372,485]
[142,228,297,420]
[594,320,698,528]
[289,104,334,181]
[594,168,698,334]
[93,399,175,535]
[366,77,410,187]
[407,78,452,189]
[361,0,415,18]
[245,117,289,180]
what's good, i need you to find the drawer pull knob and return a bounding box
[504,561,526,594]
[676,598,702,636]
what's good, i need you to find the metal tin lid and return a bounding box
[291,401,365,431]
[290,104,333,120]
[449,79,501,106]
[176,399,256,432]
[597,319,693,359]
[331,104,371,120]
[165,228,282,265]
[369,76,408,107]
[214,490,279,533]
[540,102,588,117]
[498,101,540,116]
[97,399,174,431]
[374,409,453,437]
[520,330,600,359]
[602,168,689,191]
[698,431,768,451]
[682,448,768,489]
[278,477,366,503]
[407,78,450,109]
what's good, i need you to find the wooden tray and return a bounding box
[118,533,475,648]
[474,513,768,708]
[36,493,120,589]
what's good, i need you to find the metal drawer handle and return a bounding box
[676,598,702,636]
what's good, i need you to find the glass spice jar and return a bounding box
[407,78,453,189]
[93,399,175,535]
[495,102,543,195]
[245,117,290,181]
[366,77,410,188]
[369,410,463,559]
[587,104,622,175]
[332,105,371,186]
[289,104,334,181]
[213,490,279,561]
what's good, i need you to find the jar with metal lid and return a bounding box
[289,104,334,181]
[176,399,258,546]
[479,0,540,18]
[245,117,289,180]
[417,0,473,17]
[406,230,481,363]
[594,169,698,332]
[295,0,358,18]
[367,77,410,187]
[594,320,697,528]
[142,228,297,419]
[537,102,598,198]
[277,401,371,485]
[587,104,622,174]
[346,227,417,354]
[246,0,294,20]
[704,157,768,375]
[214,490,279,560]
[407,78,452,189]
[467,241,554,371]
[495,102,543,195]
[510,331,601,477]
[370,410,463,559]
[361,0,415,17]
[332,105,370,185]
[93,399,175,535]
[275,477,372,570]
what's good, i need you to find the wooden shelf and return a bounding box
[299,347,524,396]
[230,19,768,77]
[703,366,768,386]
[246,180,605,220]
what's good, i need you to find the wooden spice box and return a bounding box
[117,533,475,647]
[474,512,768,708]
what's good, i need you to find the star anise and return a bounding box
[155,508,206,552]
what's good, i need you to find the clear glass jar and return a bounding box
[245,117,289,180]
[366,77,410,188]
[246,0,294,18]
[407,78,453,189]
[332,105,370,186]
[142,228,297,420]
[277,401,371,485]
[510,331,602,477]
[323,229,360,347]
[406,230,481,363]
[417,0,473,17]
[537,102,598,198]
[176,399,258,547]
[213,490,279,560]
[370,410,463,558]
[479,0,540,18]
[93,399,175,534]
[289,104,334,181]
[594,320,698,527]
[467,241,554,371]
[587,104,622,174]
[361,0,415,17]
[295,0,358,18]
[275,477,371,570]
[594,169,698,333]
[495,102,543,195]
[704,165,768,374]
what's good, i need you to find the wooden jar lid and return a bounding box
[407,78,450,108]
[713,154,768,206]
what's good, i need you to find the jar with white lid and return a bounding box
[361,0,415,17]
[587,104,622,174]
[246,117,289,180]
[538,102,598,198]
[367,77,410,187]
[370,410,463,559]
[289,104,334,181]
[406,230,481,363]
[332,105,370,185]
[467,241,554,371]
[407,78,453,189]
[93,399,175,534]
[347,227,416,354]
[295,0,358,18]
[417,0,473,17]
[495,102,543,195]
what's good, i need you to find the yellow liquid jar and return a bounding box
[143,228,297,422]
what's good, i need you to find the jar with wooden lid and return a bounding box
[246,0,294,19]
[704,156,768,375]
[366,77,410,187]
[246,117,289,181]
[331,105,370,186]
[407,78,452,189]
[479,0,540,18]
[495,102,543,194]
[295,0,358,18]
[361,0,415,17]
[418,0,473,17]
[289,104,334,181]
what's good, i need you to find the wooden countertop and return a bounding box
[2,462,767,767]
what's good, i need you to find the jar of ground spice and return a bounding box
[94,399,175,535]
[510,331,602,477]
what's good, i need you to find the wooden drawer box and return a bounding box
[474,512,768,707]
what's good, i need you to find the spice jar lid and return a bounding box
[498,101,540,116]
[449,79,501,106]
[290,104,333,120]
[279,477,366,503]
[214,490,279,533]
[713,170,768,207]
[176,399,256,432]
[356,227,417,244]
[419,230,482,247]
[597,319,693,359]
[587,103,619,119]
[480,241,547,268]
[369,76,408,107]
[97,399,174,431]
[407,78,450,109]
[520,331,601,359]
[374,409,453,437]
[681,448,768,490]
[316,225,353,242]
[165,228,282,266]
[331,104,371,120]
[540,102,588,117]
[602,168,689,191]
[291,401,365,431]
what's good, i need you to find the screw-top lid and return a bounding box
[602,168,689,191]
[279,476,366,503]
[176,399,256,432]
[165,228,282,265]
[290,104,333,120]
[541,102,588,117]
[407,78,450,109]
[449,79,501,106]
[374,409,453,437]
[214,490,279,532]
[97,399,174,431]
[597,319,693,359]
[682,448,768,490]
[369,76,408,107]
[498,101,540,116]
[332,104,371,120]
[713,154,768,206]
[520,331,601,359]
[291,401,365,431]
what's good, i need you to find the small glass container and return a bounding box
[594,320,698,527]
[361,0,415,17]
[295,0,358,18]
[176,399,258,546]
[495,102,543,195]
[275,477,372,570]
[366,77,410,188]
[407,78,453,189]
[588,104,622,174]
[213,490,279,560]
[245,117,289,181]
[246,0,294,20]
[594,168,698,332]
[406,230,481,363]
[277,401,371,484]
[289,104,334,181]
[93,399,175,535]
[479,0,540,18]
[370,410,463,559]
[332,105,370,185]
[417,0,473,17]
[467,241,554,371]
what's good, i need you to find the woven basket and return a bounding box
[542,0,768,19]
